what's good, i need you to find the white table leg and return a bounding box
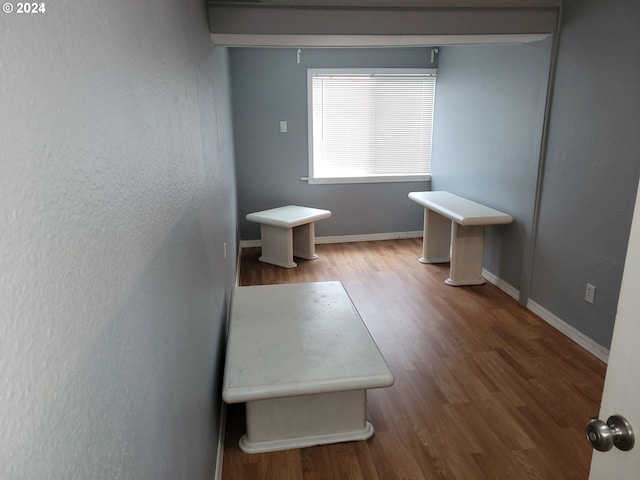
[446,223,486,286]
[293,222,318,260]
[420,208,452,264]
[259,224,297,268]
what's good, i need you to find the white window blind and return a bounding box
[308,68,436,184]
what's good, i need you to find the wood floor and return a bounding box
[222,238,606,480]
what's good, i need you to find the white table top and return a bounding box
[408,191,512,226]
[246,205,331,228]
[223,281,394,403]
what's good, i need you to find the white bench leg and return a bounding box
[259,224,297,268]
[293,222,319,260]
[419,208,452,264]
[446,223,486,286]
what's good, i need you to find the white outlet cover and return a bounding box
[585,283,596,304]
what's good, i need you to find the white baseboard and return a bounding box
[482,269,608,363]
[316,230,423,244]
[526,299,609,363]
[239,231,422,249]
[213,402,227,480]
[240,239,261,248]
[235,241,242,288]
[215,243,241,480]
[482,268,520,301]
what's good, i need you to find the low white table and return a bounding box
[222,281,394,453]
[408,191,513,286]
[246,205,331,268]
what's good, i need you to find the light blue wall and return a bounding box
[229,0,640,354]
[429,39,553,289]
[230,47,436,240]
[0,1,236,478]
[530,0,640,349]
[229,43,553,291]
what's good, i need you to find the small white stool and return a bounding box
[246,205,331,268]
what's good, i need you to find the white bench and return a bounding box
[222,281,394,453]
[408,191,513,286]
[246,205,331,268]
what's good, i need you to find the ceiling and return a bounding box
[207,0,560,47]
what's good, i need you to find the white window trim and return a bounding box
[306,68,436,185]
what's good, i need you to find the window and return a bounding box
[307,68,436,184]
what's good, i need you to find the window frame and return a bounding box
[306,67,436,185]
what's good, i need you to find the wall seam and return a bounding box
[519,2,564,306]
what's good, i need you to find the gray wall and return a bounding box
[229,0,640,353]
[530,0,640,349]
[230,47,435,240]
[230,42,552,288]
[431,39,552,289]
[0,1,236,479]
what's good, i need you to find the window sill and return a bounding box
[302,175,431,185]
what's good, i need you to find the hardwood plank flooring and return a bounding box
[222,238,606,480]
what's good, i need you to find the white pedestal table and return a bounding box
[408,191,513,286]
[246,205,331,268]
[222,281,394,453]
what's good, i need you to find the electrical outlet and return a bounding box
[224,242,227,261]
[279,120,287,133]
[585,283,596,304]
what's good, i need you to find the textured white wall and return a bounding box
[0,1,236,479]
